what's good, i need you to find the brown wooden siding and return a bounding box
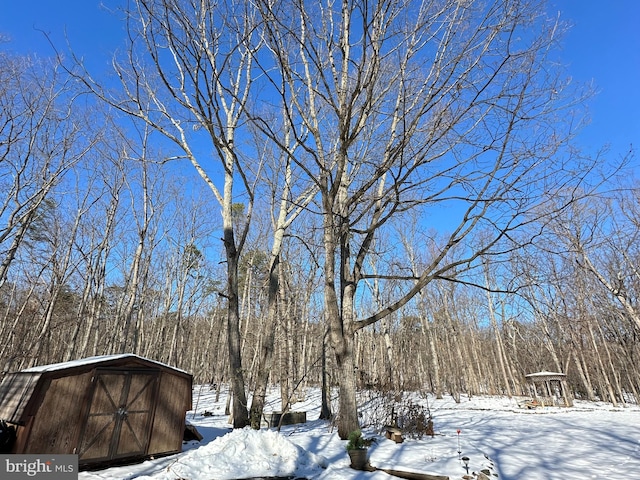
[11,416,33,454]
[24,371,93,454]
[147,372,191,455]
[77,369,160,465]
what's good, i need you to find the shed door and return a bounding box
[77,369,160,464]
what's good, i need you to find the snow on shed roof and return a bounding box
[21,353,188,374]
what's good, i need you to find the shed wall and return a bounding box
[25,371,92,454]
[148,372,192,455]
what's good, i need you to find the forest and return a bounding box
[1,0,638,438]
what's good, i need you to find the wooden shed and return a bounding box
[0,354,192,469]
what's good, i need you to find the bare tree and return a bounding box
[500,169,631,402]
[107,127,167,355]
[576,216,640,336]
[248,126,316,428]
[70,0,266,427]
[254,0,592,436]
[65,136,127,361]
[0,52,89,289]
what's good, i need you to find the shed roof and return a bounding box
[21,353,188,374]
[0,372,42,424]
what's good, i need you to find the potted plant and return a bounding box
[345,430,374,470]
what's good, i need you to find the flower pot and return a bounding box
[348,448,369,470]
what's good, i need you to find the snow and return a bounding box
[127,428,327,480]
[79,386,640,480]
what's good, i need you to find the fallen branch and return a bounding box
[376,467,449,480]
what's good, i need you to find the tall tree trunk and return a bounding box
[333,331,359,439]
[571,347,595,401]
[319,328,333,420]
[484,266,513,398]
[467,324,484,396]
[595,320,625,404]
[420,313,443,399]
[323,216,359,437]
[224,222,249,428]
[249,256,281,429]
[438,285,468,401]
[285,303,296,408]
[587,322,618,406]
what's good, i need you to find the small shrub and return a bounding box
[396,399,434,439]
[346,430,375,451]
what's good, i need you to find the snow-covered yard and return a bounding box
[79,387,640,480]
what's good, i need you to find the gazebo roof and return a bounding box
[525,371,566,381]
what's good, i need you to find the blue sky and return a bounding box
[1,0,638,163]
[548,0,640,160]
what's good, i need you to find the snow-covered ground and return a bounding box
[79,386,640,480]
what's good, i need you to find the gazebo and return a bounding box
[525,371,573,407]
